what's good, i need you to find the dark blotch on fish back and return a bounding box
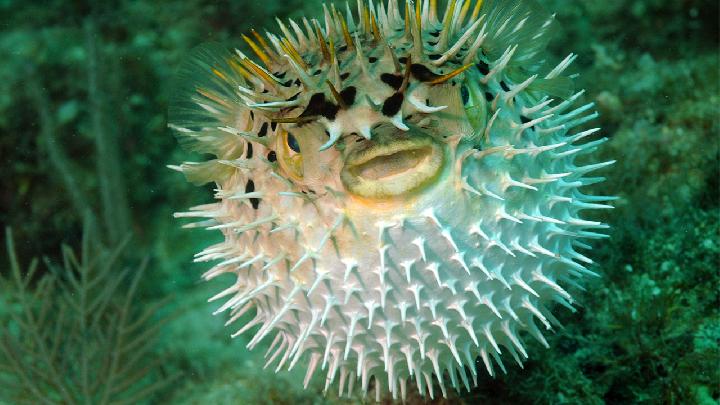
[258,122,268,137]
[245,179,260,209]
[410,64,441,82]
[382,93,404,117]
[301,93,340,120]
[476,61,490,75]
[340,86,357,107]
[380,73,403,90]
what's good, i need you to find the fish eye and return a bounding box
[277,129,304,181]
[287,133,301,153]
[461,84,470,105]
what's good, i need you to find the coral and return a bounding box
[592,53,719,223]
[593,208,719,402]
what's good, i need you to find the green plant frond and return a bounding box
[5,227,24,288]
[111,371,181,405]
[118,314,167,357]
[24,258,40,289]
[101,233,133,270]
[122,296,173,336]
[0,228,172,404]
[44,254,81,295]
[88,267,131,318]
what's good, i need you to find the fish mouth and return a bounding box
[341,136,444,199]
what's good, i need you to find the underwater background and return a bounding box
[0,0,717,403]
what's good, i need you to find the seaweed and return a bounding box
[0,225,178,404]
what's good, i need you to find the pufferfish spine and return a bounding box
[169,0,615,401]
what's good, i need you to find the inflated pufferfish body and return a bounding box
[170,0,614,401]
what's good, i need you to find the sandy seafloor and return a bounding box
[0,0,718,404]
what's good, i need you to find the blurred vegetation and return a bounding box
[1,226,177,404]
[0,0,718,404]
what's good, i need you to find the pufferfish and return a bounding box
[169,0,614,401]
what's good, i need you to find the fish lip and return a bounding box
[345,137,434,167]
[341,136,444,199]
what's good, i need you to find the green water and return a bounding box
[0,0,717,404]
